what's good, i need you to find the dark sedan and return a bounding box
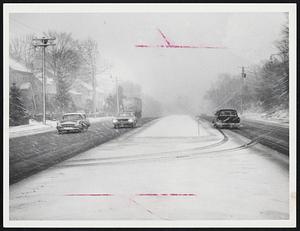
[212,109,240,129]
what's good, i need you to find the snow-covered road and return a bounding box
[9,115,289,221]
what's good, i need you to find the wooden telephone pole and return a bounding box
[32,37,55,124]
[240,66,247,115]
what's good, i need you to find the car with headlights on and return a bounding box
[112,112,137,128]
[56,113,90,134]
[212,109,240,129]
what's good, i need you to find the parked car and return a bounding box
[56,113,90,134]
[212,109,240,129]
[112,112,137,128]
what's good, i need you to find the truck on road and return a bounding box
[122,97,142,118]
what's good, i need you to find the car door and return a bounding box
[213,111,219,124]
[82,114,90,128]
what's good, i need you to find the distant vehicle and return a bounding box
[112,112,137,128]
[212,109,240,129]
[122,97,142,118]
[56,113,90,134]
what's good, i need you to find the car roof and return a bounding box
[119,112,134,114]
[63,113,85,116]
[218,109,237,111]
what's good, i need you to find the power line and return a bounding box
[10,18,44,34]
[11,21,35,34]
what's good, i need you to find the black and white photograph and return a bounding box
[3,3,297,228]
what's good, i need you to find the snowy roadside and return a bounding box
[242,110,289,127]
[9,117,155,184]
[9,116,113,139]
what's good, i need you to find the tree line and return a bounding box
[10,31,101,115]
[204,22,289,115]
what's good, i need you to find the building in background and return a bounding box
[9,57,57,119]
[70,79,105,114]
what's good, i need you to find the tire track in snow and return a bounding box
[62,127,229,165]
[128,197,170,220]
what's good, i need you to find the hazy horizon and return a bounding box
[10,12,287,114]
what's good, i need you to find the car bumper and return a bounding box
[113,122,134,127]
[57,126,82,131]
[216,122,240,128]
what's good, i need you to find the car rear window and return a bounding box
[63,114,82,120]
[119,113,134,117]
[219,110,237,116]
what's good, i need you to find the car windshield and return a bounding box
[119,113,134,117]
[219,110,237,116]
[62,114,82,121]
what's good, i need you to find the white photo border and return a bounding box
[3,3,297,228]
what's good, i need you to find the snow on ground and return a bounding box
[9,120,57,139]
[243,109,289,126]
[88,116,113,123]
[9,117,113,139]
[9,115,289,221]
[136,114,210,137]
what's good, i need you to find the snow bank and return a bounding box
[9,117,113,139]
[243,107,289,125]
[9,120,57,139]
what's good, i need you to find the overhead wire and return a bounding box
[10,18,44,34]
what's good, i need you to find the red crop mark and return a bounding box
[64,193,196,197]
[157,29,172,47]
[135,29,226,49]
[137,193,196,196]
[65,193,113,196]
[135,44,150,48]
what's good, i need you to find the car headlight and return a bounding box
[128,118,134,123]
[57,121,61,127]
[112,119,118,123]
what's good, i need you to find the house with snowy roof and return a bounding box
[9,57,57,117]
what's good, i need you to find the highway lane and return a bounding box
[200,115,289,155]
[9,117,155,184]
[9,115,289,221]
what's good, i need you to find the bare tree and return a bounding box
[77,38,99,113]
[44,31,82,113]
[9,34,39,72]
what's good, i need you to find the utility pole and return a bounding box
[32,37,55,124]
[240,66,246,115]
[91,55,96,117]
[197,118,200,136]
[115,75,120,114]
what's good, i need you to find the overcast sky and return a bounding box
[9,12,286,113]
